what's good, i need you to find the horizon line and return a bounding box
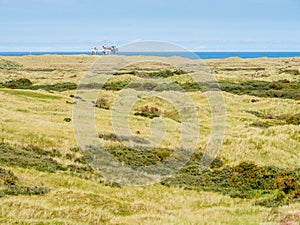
[1,50,300,53]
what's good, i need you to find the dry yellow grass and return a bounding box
[0,55,299,224]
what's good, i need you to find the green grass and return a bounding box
[0,88,62,100]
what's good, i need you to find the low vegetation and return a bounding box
[163,161,300,208]
[0,78,77,92]
[114,69,187,78]
[85,142,300,208]
[0,59,23,70]
[95,96,110,109]
[134,105,161,119]
[246,110,300,128]
[0,143,65,172]
[0,55,300,224]
[0,167,49,198]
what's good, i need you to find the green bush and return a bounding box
[0,79,78,92]
[163,161,300,207]
[1,78,33,89]
[103,81,130,91]
[0,143,66,172]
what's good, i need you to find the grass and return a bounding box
[0,167,49,198]
[0,88,62,100]
[1,167,272,225]
[0,143,66,172]
[0,55,300,224]
[245,110,300,127]
[83,76,300,101]
[0,59,23,70]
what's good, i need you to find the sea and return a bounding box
[1,52,300,59]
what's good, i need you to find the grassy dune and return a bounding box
[0,55,300,224]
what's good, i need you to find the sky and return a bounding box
[0,0,300,51]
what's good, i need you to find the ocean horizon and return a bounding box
[1,51,300,59]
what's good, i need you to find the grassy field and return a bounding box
[0,55,300,224]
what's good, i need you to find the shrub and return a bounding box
[4,185,50,196]
[156,149,171,160]
[148,69,187,78]
[269,83,282,90]
[0,79,77,92]
[0,168,18,185]
[0,143,66,172]
[134,105,161,119]
[1,78,33,89]
[280,79,291,83]
[163,161,300,207]
[103,81,130,91]
[274,173,297,194]
[286,114,300,125]
[95,97,110,109]
[64,118,72,122]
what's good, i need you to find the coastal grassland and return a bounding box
[0,166,275,225]
[0,55,95,85]
[0,55,300,224]
[207,56,300,82]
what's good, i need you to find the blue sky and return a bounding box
[0,0,300,51]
